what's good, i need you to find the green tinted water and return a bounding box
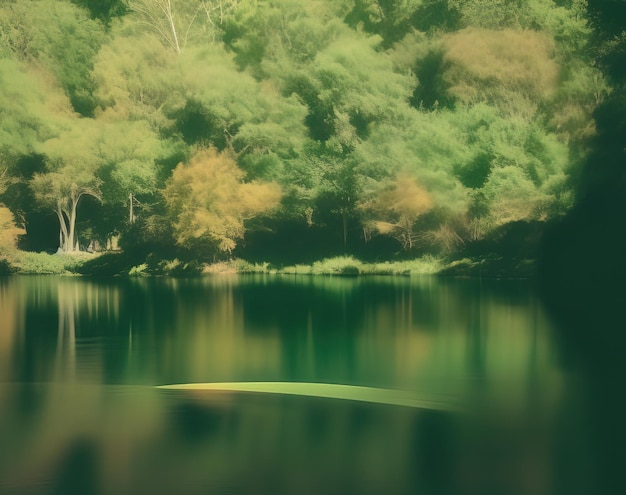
[0,275,567,494]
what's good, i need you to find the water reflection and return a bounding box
[0,275,563,494]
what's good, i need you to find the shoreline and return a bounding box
[1,250,536,279]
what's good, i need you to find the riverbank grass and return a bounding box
[2,250,531,278]
[1,249,97,275]
[278,255,445,275]
[201,255,445,276]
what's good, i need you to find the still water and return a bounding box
[0,275,579,494]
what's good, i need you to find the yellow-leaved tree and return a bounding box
[0,206,23,252]
[443,28,559,116]
[0,171,24,252]
[163,148,281,254]
[358,173,433,251]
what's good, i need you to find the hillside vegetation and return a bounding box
[0,1,615,274]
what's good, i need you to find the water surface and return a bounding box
[0,275,568,494]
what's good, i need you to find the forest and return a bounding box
[0,0,622,275]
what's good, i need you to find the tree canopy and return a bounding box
[0,0,610,261]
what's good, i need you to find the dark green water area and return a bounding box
[0,275,603,494]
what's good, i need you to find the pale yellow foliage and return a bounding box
[359,173,433,250]
[444,28,559,113]
[0,205,24,250]
[239,181,283,216]
[372,221,396,235]
[164,148,281,252]
[378,173,433,221]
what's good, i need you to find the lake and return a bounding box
[0,275,587,494]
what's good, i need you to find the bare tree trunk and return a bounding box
[67,194,79,253]
[164,0,181,53]
[342,211,348,250]
[129,193,134,224]
[56,207,69,252]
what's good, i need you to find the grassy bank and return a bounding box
[0,249,97,275]
[82,253,447,276]
[1,250,535,279]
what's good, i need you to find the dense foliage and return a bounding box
[0,0,613,265]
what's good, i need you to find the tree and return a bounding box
[0,55,80,250]
[481,165,551,227]
[0,0,106,116]
[0,58,67,166]
[0,169,24,251]
[70,0,128,24]
[32,120,105,252]
[174,46,308,155]
[266,30,416,245]
[0,205,23,251]
[200,0,240,35]
[127,0,198,53]
[95,119,162,225]
[276,32,416,143]
[358,173,433,250]
[344,0,424,46]
[223,0,350,74]
[448,0,523,29]
[445,104,572,238]
[442,28,559,116]
[163,148,281,254]
[125,0,238,52]
[309,149,361,249]
[92,31,177,127]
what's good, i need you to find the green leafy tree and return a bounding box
[126,0,201,53]
[70,0,128,24]
[355,109,469,213]
[95,119,162,225]
[267,31,416,245]
[275,33,415,143]
[174,46,308,155]
[163,148,281,254]
[223,0,350,74]
[344,0,424,46]
[0,58,71,166]
[448,0,524,29]
[32,120,107,252]
[125,0,238,52]
[446,104,572,238]
[0,0,105,116]
[92,31,177,128]
[481,165,552,227]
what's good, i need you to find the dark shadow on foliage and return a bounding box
[537,6,626,487]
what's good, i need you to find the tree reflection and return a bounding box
[55,282,77,381]
[0,275,566,495]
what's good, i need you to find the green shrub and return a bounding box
[156,258,203,276]
[10,251,94,274]
[366,255,445,275]
[279,264,313,275]
[311,256,363,275]
[128,263,148,276]
[203,258,269,274]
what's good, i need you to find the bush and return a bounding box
[203,258,269,274]
[10,251,94,274]
[311,256,363,275]
[128,263,148,276]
